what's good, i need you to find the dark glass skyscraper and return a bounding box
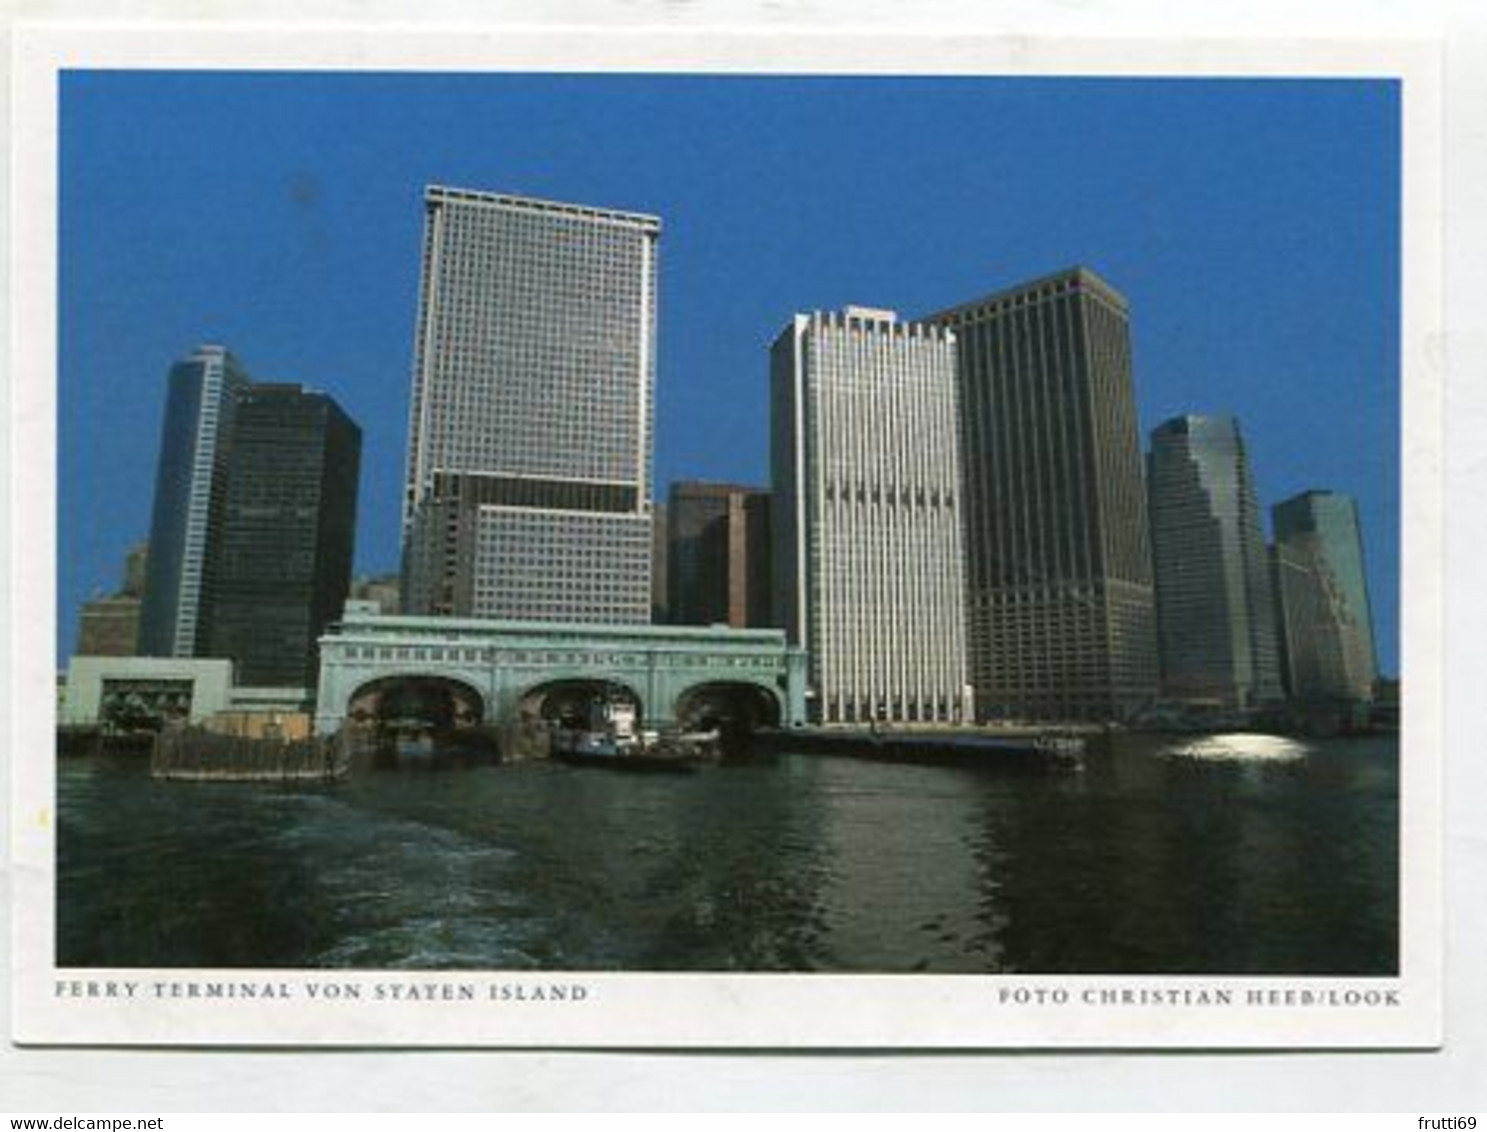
[1147,414,1281,708]
[1272,490,1377,702]
[926,267,1158,722]
[666,481,773,628]
[138,345,250,658]
[208,384,361,688]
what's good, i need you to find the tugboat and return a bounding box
[549,697,704,773]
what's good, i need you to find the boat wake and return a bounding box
[1167,732,1309,762]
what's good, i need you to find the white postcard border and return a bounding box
[7,25,1444,1049]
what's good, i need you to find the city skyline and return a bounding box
[59,73,1400,672]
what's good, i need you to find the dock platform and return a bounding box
[754,727,1086,771]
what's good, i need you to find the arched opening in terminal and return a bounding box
[673,681,781,748]
[517,679,645,731]
[346,675,491,765]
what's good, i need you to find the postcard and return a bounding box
[8,25,1442,1048]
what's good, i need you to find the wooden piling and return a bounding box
[151,726,350,782]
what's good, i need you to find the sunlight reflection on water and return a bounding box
[1167,732,1311,762]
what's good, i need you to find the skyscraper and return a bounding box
[208,384,361,688]
[1269,541,1355,703]
[1147,414,1281,708]
[1272,490,1377,702]
[401,186,660,624]
[666,481,773,628]
[771,306,970,725]
[926,267,1158,722]
[650,501,669,624]
[138,345,251,658]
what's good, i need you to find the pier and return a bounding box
[151,726,350,782]
[755,726,1087,771]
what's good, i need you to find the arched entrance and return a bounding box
[673,681,781,748]
[348,674,485,729]
[346,675,491,765]
[511,678,647,762]
[516,678,645,729]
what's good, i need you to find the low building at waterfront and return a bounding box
[60,656,235,729]
[315,608,807,736]
[59,655,310,735]
[207,683,314,740]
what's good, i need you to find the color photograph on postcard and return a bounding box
[11,30,1441,1048]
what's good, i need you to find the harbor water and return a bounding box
[56,732,1398,974]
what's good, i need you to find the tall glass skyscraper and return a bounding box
[771,307,971,725]
[401,186,660,623]
[138,345,251,658]
[1147,414,1281,708]
[208,384,361,688]
[926,267,1158,722]
[1272,490,1378,702]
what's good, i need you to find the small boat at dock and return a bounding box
[549,697,707,773]
[551,745,701,773]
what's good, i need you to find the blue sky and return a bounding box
[58,72,1401,673]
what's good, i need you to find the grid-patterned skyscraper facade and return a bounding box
[926,267,1158,722]
[209,384,361,688]
[402,186,660,623]
[1272,490,1377,702]
[771,307,970,725]
[1147,414,1281,708]
[138,345,251,658]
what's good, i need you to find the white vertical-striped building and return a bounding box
[770,307,971,724]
